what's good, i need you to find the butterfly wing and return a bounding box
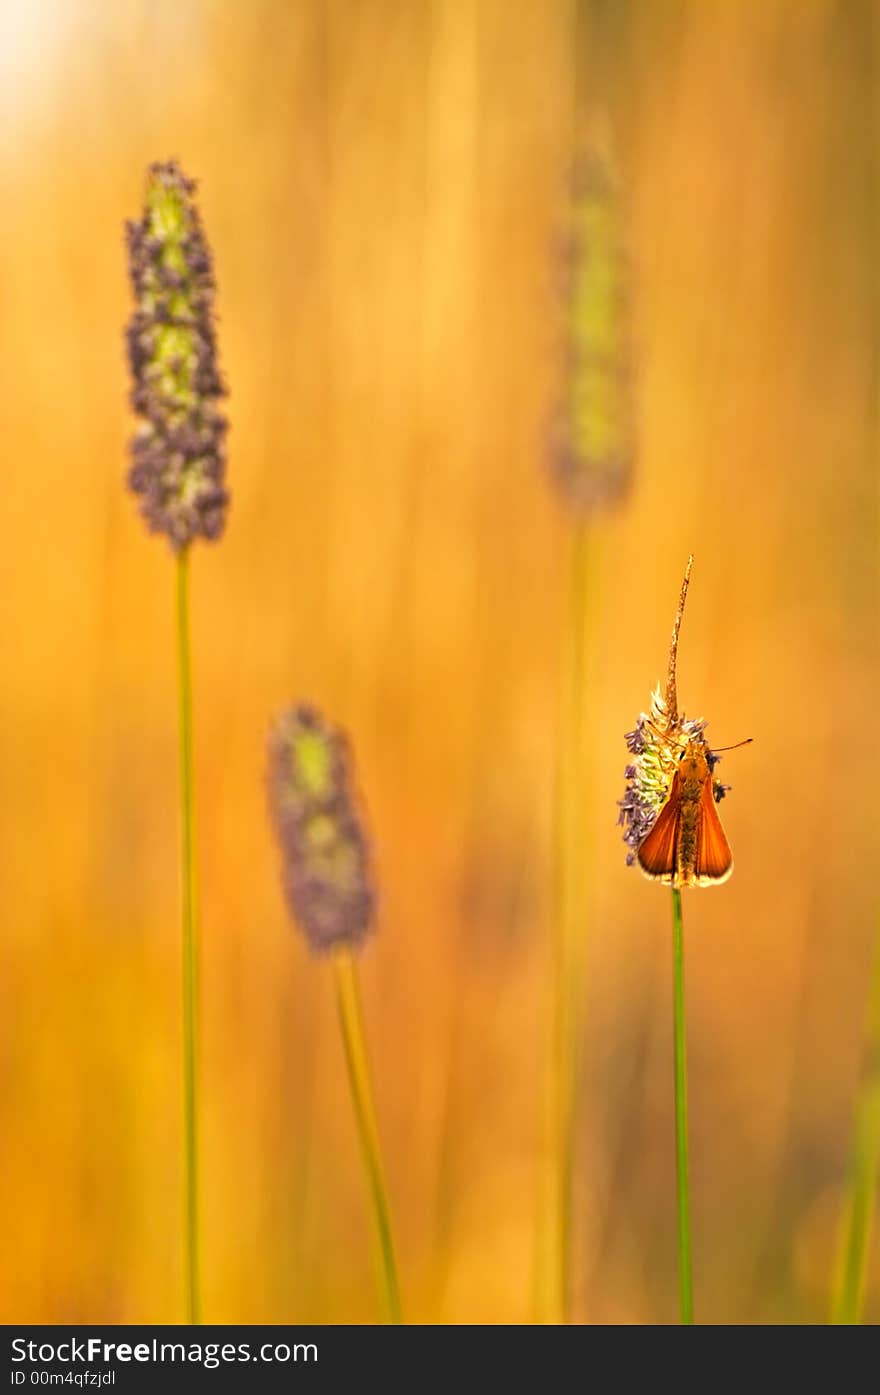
[637,774,681,883]
[692,777,733,885]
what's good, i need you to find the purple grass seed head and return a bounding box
[267,706,376,954]
[124,160,229,550]
[618,559,734,867]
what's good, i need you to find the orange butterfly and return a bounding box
[637,738,733,887]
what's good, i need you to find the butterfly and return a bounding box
[637,738,734,887]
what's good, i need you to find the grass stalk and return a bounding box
[333,948,402,1324]
[538,521,593,1323]
[176,548,201,1324]
[830,930,880,1323]
[671,887,693,1324]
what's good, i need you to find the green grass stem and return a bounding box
[538,522,594,1323]
[672,887,694,1324]
[176,548,201,1324]
[333,948,402,1324]
[830,930,880,1323]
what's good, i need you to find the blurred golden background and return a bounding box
[1,0,878,1324]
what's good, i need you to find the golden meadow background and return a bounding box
[1,0,878,1324]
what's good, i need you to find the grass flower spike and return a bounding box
[268,706,401,1323]
[550,144,634,514]
[618,557,747,1325]
[126,160,229,549]
[618,556,735,886]
[124,159,229,1323]
[268,706,375,952]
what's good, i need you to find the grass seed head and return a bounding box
[549,142,635,515]
[267,705,375,953]
[125,160,229,550]
[618,558,730,866]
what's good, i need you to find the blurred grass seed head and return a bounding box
[550,146,634,515]
[267,706,376,953]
